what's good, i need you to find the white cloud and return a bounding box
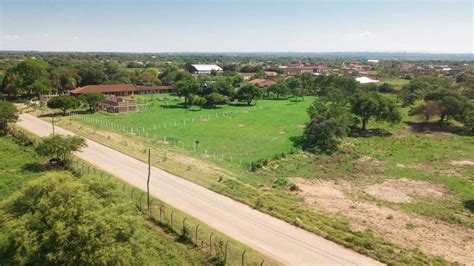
[73,36,79,40]
[344,31,376,40]
[3,34,21,40]
[42,34,49,38]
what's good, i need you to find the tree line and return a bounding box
[301,73,474,154]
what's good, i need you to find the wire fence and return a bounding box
[67,159,272,266]
[69,101,295,168]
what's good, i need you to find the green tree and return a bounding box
[268,82,290,99]
[1,59,50,97]
[78,64,107,86]
[30,79,52,104]
[378,82,396,93]
[425,89,469,122]
[236,84,262,105]
[400,76,452,106]
[302,98,352,153]
[409,101,441,123]
[189,95,206,110]
[0,174,146,265]
[351,91,401,130]
[35,134,86,163]
[174,78,202,107]
[47,94,81,116]
[461,105,474,134]
[0,101,18,133]
[205,93,228,108]
[79,92,105,111]
[50,66,80,93]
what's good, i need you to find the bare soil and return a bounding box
[293,178,474,265]
[365,178,446,203]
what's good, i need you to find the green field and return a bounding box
[73,95,314,166]
[383,78,410,90]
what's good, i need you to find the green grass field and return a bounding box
[383,78,410,90]
[73,95,314,166]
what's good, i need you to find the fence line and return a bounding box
[70,100,298,169]
[67,158,270,265]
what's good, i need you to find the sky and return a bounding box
[0,0,472,53]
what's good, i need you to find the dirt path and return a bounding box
[17,113,382,266]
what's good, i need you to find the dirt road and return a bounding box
[17,113,382,266]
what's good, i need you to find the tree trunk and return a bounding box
[361,118,368,130]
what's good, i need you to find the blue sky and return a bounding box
[0,0,472,53]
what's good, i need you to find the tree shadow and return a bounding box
[228,103,254,107]
[463,200,474,213]
[159,103,187,109]
[349,128,393,138]
[405,121,468,136]
[21,162,45,173]
[290,135,306,148]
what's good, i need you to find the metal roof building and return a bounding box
[189,64,223,74]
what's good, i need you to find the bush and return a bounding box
[0,101,18,134]
[0,174,148,265]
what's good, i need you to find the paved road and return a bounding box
[17,113,382,266]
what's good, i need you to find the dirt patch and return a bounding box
[296,124,305,128]
[365,178,446,203]
[238,124,245,127]
[353,156,384,174]
[278,131,286,135]
[293,178,474,265]
[450,160,474,166]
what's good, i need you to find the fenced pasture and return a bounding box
[71,95,314,167]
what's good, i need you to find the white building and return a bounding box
[189,64,223,74]
[356,76,379,84]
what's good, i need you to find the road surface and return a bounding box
[17,113,382,266]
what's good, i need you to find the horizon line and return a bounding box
[0,49,473,56]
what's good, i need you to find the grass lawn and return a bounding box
[72,94,314,166]
[383,78,410,90]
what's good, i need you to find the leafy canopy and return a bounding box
[0,174,147,265]
[79,92,105,111]
[47,94,81,115]
[302,97,352,154]
[0,101,18,133]
[35,134,86,163]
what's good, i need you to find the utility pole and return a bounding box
[147,148,151,214]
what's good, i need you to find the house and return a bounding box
[70,84,175,96]
[189,64,223,75]
[356,77,379,84]
[283,64,332,75]
[248,79,276,87]
[264,71,279,79]
[284,65,316,75]
[240,72,256,80]
[99,95,137,113]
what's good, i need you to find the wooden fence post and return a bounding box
[224,242,229,265]
[209,232,213,255]
[159,205,164,223]
[195,224,200,245]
